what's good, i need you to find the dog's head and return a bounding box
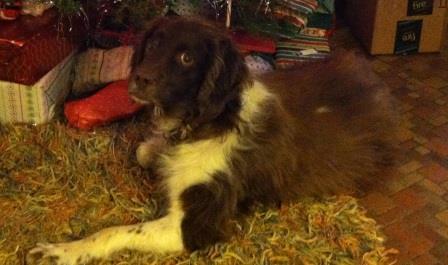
[129,17,249,134]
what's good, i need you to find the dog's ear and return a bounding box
[132,17,169,68]
[193,37,249,126]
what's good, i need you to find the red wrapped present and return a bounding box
[230,31,276,54]
[0,8,84,85]
[64,80,144,130]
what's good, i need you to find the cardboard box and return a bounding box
[0,53,75,125]
[344,0,448,54]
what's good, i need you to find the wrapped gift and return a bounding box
[65,80,144,130]
[230,31,276,54]
[275,27,331,69]
[0,8,85,124]
[0,52,76,124]
[0,9,82,85]
[245,55,274,75]
[72,46,134,96]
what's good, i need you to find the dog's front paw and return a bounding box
[136,137,167,168]
[28,242,91,265]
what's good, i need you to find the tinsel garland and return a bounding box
[27,0,302,39]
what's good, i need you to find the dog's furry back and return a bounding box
[235,51,397,203]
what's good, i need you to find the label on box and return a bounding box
[394,20,423,55]
[407,0,434,16]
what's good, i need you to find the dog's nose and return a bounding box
[132,75,156,90]
[129,76,146,93]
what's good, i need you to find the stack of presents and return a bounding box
[0,0,338,128]
[0,0,334,127]
[228,0,336,73]
[0,1,145,127]
[0,6,80,125]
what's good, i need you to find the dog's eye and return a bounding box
[178,52,194,67]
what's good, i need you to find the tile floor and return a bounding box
[332,24,448,264]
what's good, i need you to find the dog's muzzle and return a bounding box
[128,80,151,105]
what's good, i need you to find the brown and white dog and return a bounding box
[29,17,396,264]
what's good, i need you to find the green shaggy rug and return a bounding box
[0,117,397,265]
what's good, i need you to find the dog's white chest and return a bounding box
[159,134,238,196]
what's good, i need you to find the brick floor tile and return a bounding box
[397,128,415,142]
[400,102,414,112]
[408,62,432,74]
[371,59,391,73]
[436,210,448,226]
[413,135,429,144]
[433,68,448,81]
[397,72,409,79]
[430,239,448,261]
[384,75,406,89]
[413,186,448,211]
[377,55,400,63]
[435,98,446,105]
[412,253,439,265]
[400,140,418,152]
[405,236,435,260]
[398,160,423,174]
[384,224,434,260]
[419,161,448,184]
[360,192,396,216]
[442,181,448,191]
[414,223,444,244]
[435,226,448,240]
[418,179,447,196]
[425,76,448,89]
[376,207,408,226]
[433,124,448,139]
[386,172,424,194]
[430,115,448,126]
[414,105,439,119]
[427,137,448,156]
[440,87,448,95]
[392,187,428,212]
[415,146,431,155]
[383,222,415,243]
[393,245,414,265]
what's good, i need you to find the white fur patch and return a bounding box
[240,80,274,122]
[315,106,331,114]
[29,216,184,265]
